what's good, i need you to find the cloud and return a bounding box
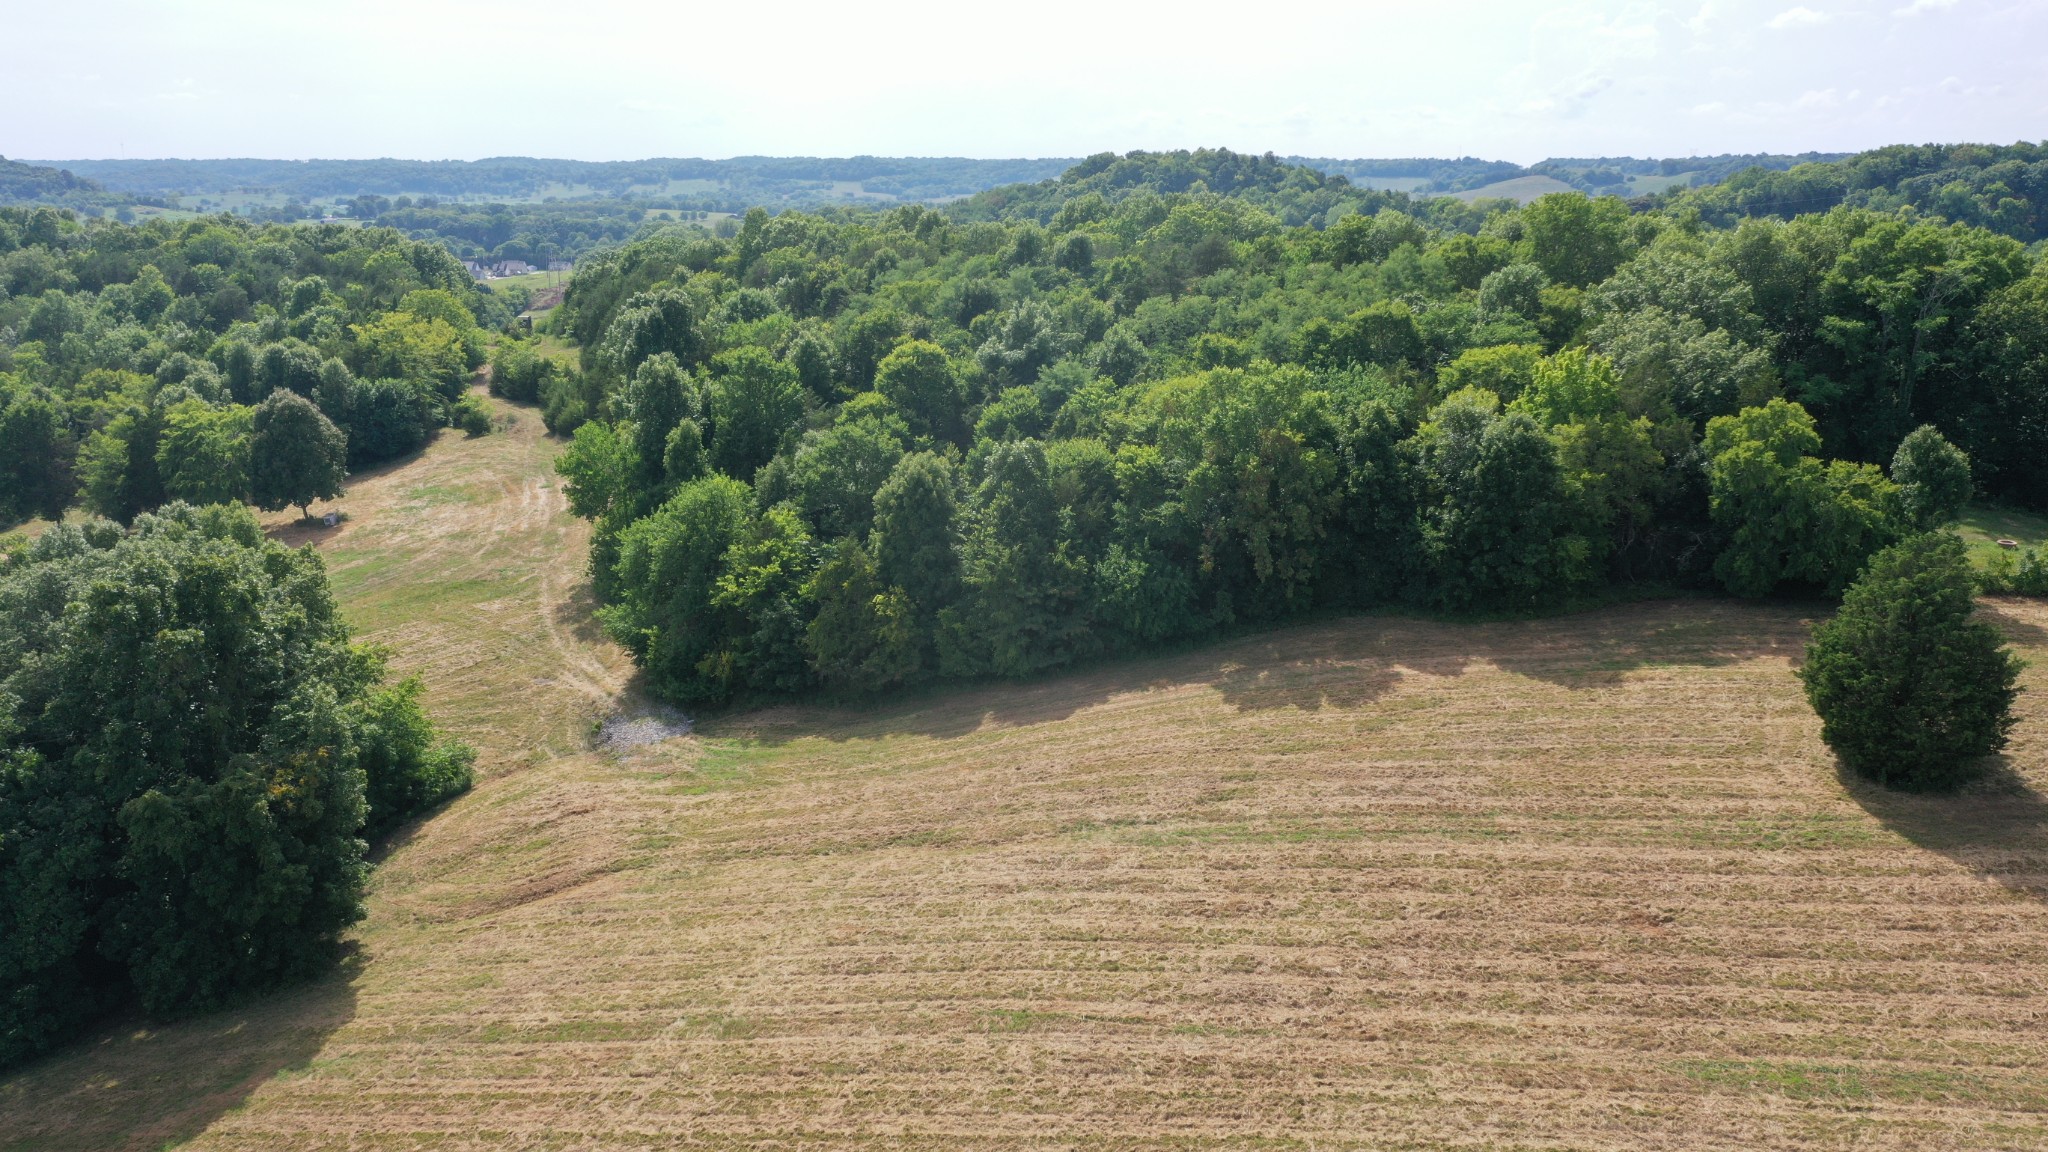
[1768,6,1831,28]
[1894,0,1958,14]
[1792,87,1859,108]
[1685,3,1718,35]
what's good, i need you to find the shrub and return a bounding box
[1799,532,2023,790]
[1890,424,1973,529]
[1979,546,2048,596]
[488,341,559,404]
[354,672,475,839]
[540,370,590,435]
[451,393,493,437]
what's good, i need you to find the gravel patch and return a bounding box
[595,707,692,750]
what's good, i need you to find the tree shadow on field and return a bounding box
[1976,598,2048,648]
[1204,598,1806,712]
[0,957,360,1152]
[1840,758,2048,902]
[264,513,346,549]
[552,578,613,648]
[710,598,1810,747]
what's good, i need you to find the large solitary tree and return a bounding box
[1799,532,2023,790]
[251,389,348,520]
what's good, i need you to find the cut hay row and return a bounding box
[3,392,2043,1151]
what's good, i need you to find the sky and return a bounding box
[6,0,2045,164]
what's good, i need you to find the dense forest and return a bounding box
[0,206,491,1068]
[1667,142,2048,242]
[0,157,139,214]
[1302,152,1843,195]
[507,148,2048,709]
[0,205,512,526]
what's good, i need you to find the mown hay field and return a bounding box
[4,391,2046,1151]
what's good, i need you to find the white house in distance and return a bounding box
[465,258,568,281]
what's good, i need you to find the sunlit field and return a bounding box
[4,392,2044,1151]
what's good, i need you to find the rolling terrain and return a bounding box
[2,391,2046,1150]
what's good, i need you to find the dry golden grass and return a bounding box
[3,391,2046,1150]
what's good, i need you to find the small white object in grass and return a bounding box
[1996,538,2020,549]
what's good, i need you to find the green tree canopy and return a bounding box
[1799,532,2023,790]
[1889,424,1972,530]
[1704,399,1901,597]
[250,389,347,519]
[0,504,468,1069]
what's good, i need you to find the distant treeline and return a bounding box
[1279,153,1845,194]
[0,156,147,213]
[1663,142,2048,242]
[42,156,1079,205]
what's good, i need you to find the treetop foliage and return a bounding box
[0,207,515,525]
[531,151,2047,709]
[1800,532,2023,790]
[0,503,471,1068]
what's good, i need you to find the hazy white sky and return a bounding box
[8,0,2044,162]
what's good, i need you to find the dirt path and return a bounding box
[266,391,635,767]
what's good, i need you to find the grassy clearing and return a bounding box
[2,393,2046,1150]
[481,270,571,296]
[1958,502,2048,568]
[1623,171,1699,194]
[1454,174,1579,203]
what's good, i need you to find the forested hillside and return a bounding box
[1669,142,2048,242]
[0,207,512,526]
[0,158,134,213]
[1301,152,1843,196]
[519,148,2048,709]
[6,147,2046,717]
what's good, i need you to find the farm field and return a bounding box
[2,391,2046,1150]
[1454,174,1579,203]
[481,269,573,295]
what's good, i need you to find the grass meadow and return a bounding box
[2,389,2045,1150]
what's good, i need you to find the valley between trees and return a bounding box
[3,390,2044,1151]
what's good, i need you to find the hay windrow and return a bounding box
[4,390,2044,1152]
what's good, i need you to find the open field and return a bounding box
[482,269,573,296]
[1623,171,1699,195]
[1454,175,1579,203]
[3,391,2047,1150]
[1960,503,2048,569]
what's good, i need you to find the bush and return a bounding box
[488,341,559,404]
[1890,424,1973,529]
[539,370,589,435]
[354,672,475,839]
[451,393,493,437]
[1799,532,2024,790]
[0,504,473,1069]
[1980,546,2048,596]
